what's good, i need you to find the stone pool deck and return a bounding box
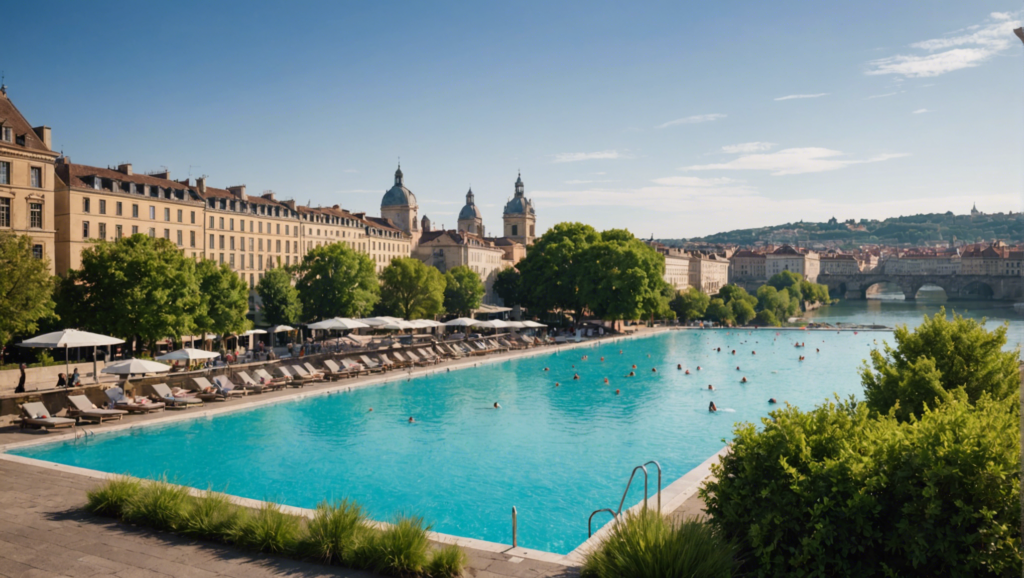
[0,329,715,577]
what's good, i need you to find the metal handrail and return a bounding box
[643,460,663,513]
[588,508,618,537]
[616,465,649,514]
[512,506,518,548]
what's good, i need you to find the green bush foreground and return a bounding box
[86,478,466,577]
[581,509,737,578]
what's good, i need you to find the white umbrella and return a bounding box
[332,318,371,330]
[155,348,221,361]
[505,321,527,329]
[522,321,548,328]
[18,329,125,384]
[268,325,295,333]
[243,329,268,335]
[101,358,171,376]
[472,319,511,329]
[379,320,416,331]
[413,319,442,328]
[358,317,403,327]
[307,319,346,330]
[443,317,478,327]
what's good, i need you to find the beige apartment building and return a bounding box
[688,252,730,295]
[645,241,690,291]
[766,245,820,282]
[729,250,766,281]
[819,253,862,275]
[414,229,510,304]
[53,161,207,273]
[0,88,59,272]
[881,253,960,276]
[361,215,413,274]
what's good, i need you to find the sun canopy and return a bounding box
[358,317,403,327]
[267,325,295,333]
[409,319,441,328]
[522,321,548,328]
[504,321,527,328]
[18,329,124,348]
[472,319,511,329]
[155,348,220,361]
[307,319,345,330]
[242,329,268,335]
[101,358,171,376]
[332,318,371,330]
[443,317,478,327]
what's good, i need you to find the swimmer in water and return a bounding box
[707,384,714,390]
[555,382,560,387]
[741,377,747,383]
[736,366,740,370]
[600,357,604,362]
[632,364,637,369]
[696,366,702,371]
[544,367,549,372]
[408,417,415,423]
[652,368,657,373]
[731,350,736,355]
[619,350,623,354]
[627,371,635,377]
[709,402,717,412]
[717,347,721,352]
[494,402,501,409]
[368,408,373,412]
[799,356,805,361]
[752,351,756,355]
[816,348,819,352]
[615,389,620,395]
[573,373,580,380]
[768,398,777,404]
[604,377,609,384]
[685,369,690,375]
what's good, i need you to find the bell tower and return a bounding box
[502,172,536,245]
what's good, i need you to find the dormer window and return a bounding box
[92,176,102,190]
[0,126,11,142]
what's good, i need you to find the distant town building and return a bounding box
[380,164,421,248]
[765,245,820,282]
[457,188,484,236]
[819,253,862,275]
[413,230,511,304]
[688,252,729,294]
[502,173,536,245]
[729,249,766,281]
[645,240,691,291]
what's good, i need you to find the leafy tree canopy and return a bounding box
[705,298,735,325]
[0,232,57,347]
[292,242,379,320]
[862,308,1020,421]
[57,235,199,351]
[443,266,485,317]
[670,287,709,322]
[516,222,601,320]
[493,267,522,307]
[577,230,671,320]
[379,257,446,320]
[193,259,252,339]
[256,267,302,326]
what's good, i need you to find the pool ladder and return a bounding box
[587,460,662,537]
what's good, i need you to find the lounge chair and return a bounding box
[390,352,413,368]
[293,364,324,381]
[65,395,128,423]
[254,368,290,387]
[302,362,327,380]
[321,359,355,379]
[358,355,384,373]
[106,387,166,413]
[340,358,370,376]
[150,383,204,409]
[19,402,76,431]
[377,354,398,370]
[236,371,275,392]
[277,365,312,386]
[213,375,255,397]
[193,376,245,401]
[417,348,439,364]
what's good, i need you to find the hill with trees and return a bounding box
[657,210,1023,248]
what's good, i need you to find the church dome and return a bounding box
[458,188,482,220]
[504,171,535,216]
[381,164,417,208]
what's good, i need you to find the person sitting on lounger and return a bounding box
[55,373,67,388]
[69,368,81,387]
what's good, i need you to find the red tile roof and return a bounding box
[0,92,53,154]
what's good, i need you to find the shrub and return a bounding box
[230,502,303,554]
[358,516,431,576]
[862,308,1020,421]
[180,490,240,541]
[121,478,193,532]
[701,395,1021,577]
[85,476,141,518]
[581,509,735,578]
[425,544,467,578]
[300,500,367,565]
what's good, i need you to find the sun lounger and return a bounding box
[302,362,327,380]
[377,354,398,370]
[341,358,370,375]
[417,348,440,364]
[106,386,166,413]
[254,368,290,387]
[322,359,357,379]
[358,355,385,373]
[277,365,312,386]
[19,401,76,430]
[150,383,204,409]
[193,376,245,401]
[236,371,276,392]
[213,375,254,397]
[289,365,321,383]
[65,394,128,423]
[389,352,413,368]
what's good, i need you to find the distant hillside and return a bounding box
[658,211,1024,248]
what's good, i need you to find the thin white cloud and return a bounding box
[552,150,630,163]
[655,113,726,129]
[866,13,1021,78]
[564,179,613,185]
[721,142,776,154]
[865,91,900,99]
[912,108,931,114]
[343,169,358,173]
[774,93,829,101]
[683,147,910,176]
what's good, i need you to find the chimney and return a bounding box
[150,170,170,180]
[260,190,275,201]
[353,212,366,219]
[196,176,207,194]
[282,199,296,210]
[116,163,133,176]
[332,204,340,210]
[58,155,69,166]
[33,126,52,150]
[228,185,248,201]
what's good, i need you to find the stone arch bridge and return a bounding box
[817,273,1023,301]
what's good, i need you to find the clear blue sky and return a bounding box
[5,1,1023,237]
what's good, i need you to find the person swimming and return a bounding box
[627,371,635,377]
[368,408,373,412]
[696,366,702,371]
[600,357,604,362]
[651,368,657,372]
[604,377,609,384]
[752,351,756,355]
[741,377,747,383]
[677,364,682,370]
[543,367,549,372]
[716,347,721,352]
[816,348,819,353]
[736,366,740,370]
[685,369,690,375]
[555,382,560,387]
[709,401,717,412]
[768,398,777,404]
[631,364,637,369]
[494,402,501,409]
[731,350,736,355]
[707,384,714,390]
[408,417,415,423]
[615,389,620,395]
[573,373,580,380]
[799,356,805,361]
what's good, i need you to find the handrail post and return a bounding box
[643,460,663,513]
[512,506,517,548]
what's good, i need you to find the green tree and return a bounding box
[577,230,670,320]
[292,242,378,320]
[493,267,522,307]
[0,232,57,348]
[193,259,252,340]
[754,308,780,326]
[378,257,446,319]
[767,270,804,302]
[756,285,796,321]
[56,235,199,353]
[670,287,709,322]
[705,298,735,326]
[862,308,1020,422]
[516,222,601,321]
[731,298,756,325]
[256,268,302,326]
[443,266,485,317]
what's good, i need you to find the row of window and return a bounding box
[0,198,42,228]
[82,197,198,224]
[0,161,42,187]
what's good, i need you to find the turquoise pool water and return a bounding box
[12,329,880,554]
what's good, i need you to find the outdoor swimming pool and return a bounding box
[10,329,877,554]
